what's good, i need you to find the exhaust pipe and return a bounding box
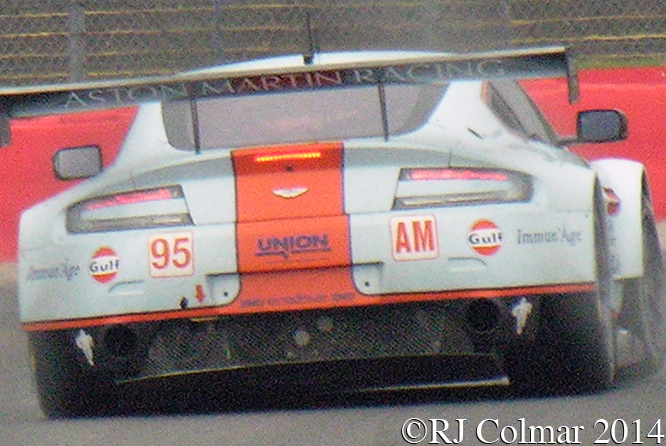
[103,325,138,357]
[464,299,502,333]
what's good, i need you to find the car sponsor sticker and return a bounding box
[89,247,120,283]
[390,215,439,261]
[26,260,80,282]
[468,220,503,256]
[149,231,194,278]
[255,233,330,259]
[517,226,582,246]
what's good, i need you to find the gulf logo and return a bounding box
[468,220,503,256]
[89,246,120,283]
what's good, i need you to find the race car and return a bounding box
[6,47,665,417]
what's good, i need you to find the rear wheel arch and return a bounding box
[589,158,646,280]
[507,181,616,394]
[617,177,666,370]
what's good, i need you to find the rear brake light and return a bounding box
[84,187,180,211]
[67,186,192,233]
[403,169,509,182]
[254,151,322,163]
[394,167,531,209]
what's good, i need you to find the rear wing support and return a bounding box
[0,46,578,147]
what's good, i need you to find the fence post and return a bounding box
[500,0,513,49]
[68,3,86,82]
[212,0,227,63]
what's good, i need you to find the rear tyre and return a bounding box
[620,196,666,370]
[540,290,615,393]
[29,331,119,418]
[519,188,615,394]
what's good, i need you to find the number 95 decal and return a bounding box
[149,232,194,278]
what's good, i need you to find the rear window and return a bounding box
[162,83,447,150]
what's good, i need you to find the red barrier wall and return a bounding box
[522,67,666,220]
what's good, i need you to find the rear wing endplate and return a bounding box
[0,46,577,146]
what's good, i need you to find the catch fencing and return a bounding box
[1,0,666,85]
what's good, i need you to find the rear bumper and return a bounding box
[33,296,543,390]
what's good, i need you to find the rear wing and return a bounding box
[0,46,577,146]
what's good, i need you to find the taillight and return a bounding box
[403,169,510,182]
[67,186,192,233]
[603,187,621,216]
[394,167,532,209]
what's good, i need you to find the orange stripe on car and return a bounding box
[233,142,350,274]
[232,142,344,222]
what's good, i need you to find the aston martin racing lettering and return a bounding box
[54,62,509,112]
[468,220,503,256]
[89,247,120,283]
[517,227,582,246]
[391,215,439,261]
[149,232,194,278]
[256,234,330,259]
[62,73,345,110]
[9,48,572,119]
